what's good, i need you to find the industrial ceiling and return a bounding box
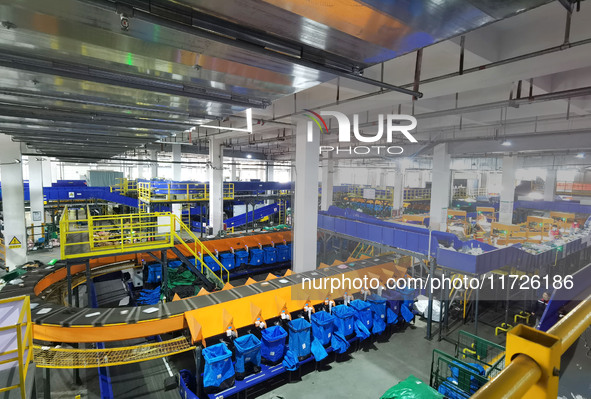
[0,0,557,160]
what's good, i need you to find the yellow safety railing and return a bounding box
[137,181,235,203]
[0,237,5,264]
[171,214,229,287]
[60,207,229,287]
[60,206,174,259]
[0,295,34,399]
[110,178,137,195]
[472,294,591,399]
[33,337,194,369]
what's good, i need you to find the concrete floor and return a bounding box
[258,318,455,399]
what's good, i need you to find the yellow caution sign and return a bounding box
[8,236,21,249]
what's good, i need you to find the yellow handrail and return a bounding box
[472,294,591,399]
[0,295,33,399]
[171,215,229,286]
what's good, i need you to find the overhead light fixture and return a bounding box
[576,153,585,159]
[246,154,252,159]
[200,108,253,133]
[501,141,512,146]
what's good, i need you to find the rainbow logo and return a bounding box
[304,109,329,133]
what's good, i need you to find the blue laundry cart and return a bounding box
[248,248,264,266]
[219,252,235,271]
[260,325,287,363]
[233,334,261,380]
[332,305,356,337]
[350,300,373,331]
[263,247,277,264]
[202,343,235,393]
[367,294,387,334]
[234,250,249,267]
[203,255,220,273]
[276,244,290,262]
[311,311,335,346]
[288,318,312,360]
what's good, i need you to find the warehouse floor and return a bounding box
[258,318,456,399]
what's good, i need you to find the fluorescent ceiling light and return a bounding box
[200,108,253,133]
[501,140,512,146]
[576,153,585,159]
[246,154,252,159]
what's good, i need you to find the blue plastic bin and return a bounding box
[235,250,249,267]
[288,318,311,359]
[367,294,387,334]
[275,245,289,262]
[263,247,277,264]
[168,260,183,269]
[178,369,199,399]
[332,305,356,337]
[146,264,162,284]
[349,300,373,330]
[311,311,335,346]
[382,290,403,316]
[287,243,293,260]
[260,325,287,363]
[204,255,220,273]
[202,343,235,393]
[249,248,264,266]
[233,334,261,377]
[219,252,235,271]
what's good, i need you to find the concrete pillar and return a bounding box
[266,163,274,182]
[150,150,158,179]
[293,119,319,273]
[499,156,516,224]
[392,170,404,216]
[378,170,387,188]
[320,153,334,211]
[28,157,45,239]
[0,135,27,268]
[231,158,237,181]
[429,143,451,231]
[544,168,557,202]
[208,138,224,235]
[172,145,181,180]
[42,159,52,187]
[171,144,182,224]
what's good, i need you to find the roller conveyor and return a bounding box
[0,252,400,344]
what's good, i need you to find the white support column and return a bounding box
[544,168,557,202]
[231,158,237,181]
[266,162,275,182]
[392,169,404,216]
[320,153,334,211]
[171,144,182,225]
[429,143,451,231]
[209,138,224,235]
[499,156,516,224]
[42,159,52,187]
[28,157,45,239]
[150,150,158,179]
[0,135,27,268]
[293,119,319,273]
[172,144,181,180]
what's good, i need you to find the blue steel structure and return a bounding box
[319,206,591,276]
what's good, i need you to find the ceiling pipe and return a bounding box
[269,35,591,122]
[0,88,220,120]
[0,50,270,109]
[80,0,421,98]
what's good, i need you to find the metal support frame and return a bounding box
[426,259,436,340]
[161,249,168,301]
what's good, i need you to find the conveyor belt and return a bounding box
[1,252,402,343]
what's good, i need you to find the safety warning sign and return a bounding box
[8,236,21,249]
